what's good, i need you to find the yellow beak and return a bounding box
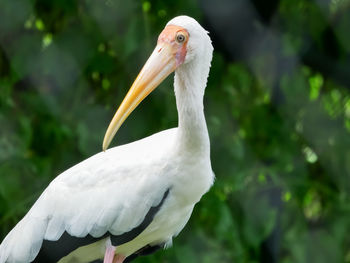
[102,43,176,151]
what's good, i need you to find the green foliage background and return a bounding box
[1,0,350,262]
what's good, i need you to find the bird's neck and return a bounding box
[174,56,211,155]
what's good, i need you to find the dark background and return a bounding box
[1,0,350,262]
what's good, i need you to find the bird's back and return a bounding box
[0,128,179,263]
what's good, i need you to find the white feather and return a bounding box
[0,15,214,263]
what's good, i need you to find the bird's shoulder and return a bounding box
[25,128,178,239]
[53,128,178,188]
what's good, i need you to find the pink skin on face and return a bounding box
[158,25,188,67]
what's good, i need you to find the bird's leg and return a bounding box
[103,243,116,263]
[104,239,126,263]
[113,254,126,263]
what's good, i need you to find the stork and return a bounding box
[0,15,214,263]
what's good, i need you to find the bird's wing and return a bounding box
[0,128,177,263]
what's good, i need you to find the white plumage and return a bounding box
[0,15,214,263]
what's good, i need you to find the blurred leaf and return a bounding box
[1,1,350,262]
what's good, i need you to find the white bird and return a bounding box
[0,15,214,263]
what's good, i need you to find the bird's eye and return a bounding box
[176,33,186,43]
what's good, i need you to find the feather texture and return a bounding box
[0,15,215,263]
[0,129,184,262]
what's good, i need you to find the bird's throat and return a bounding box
[174,61,210,155]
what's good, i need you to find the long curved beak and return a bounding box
[103,43,176,151]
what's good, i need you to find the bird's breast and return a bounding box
[170,155,213,204]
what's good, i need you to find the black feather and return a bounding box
[33,188,170,263]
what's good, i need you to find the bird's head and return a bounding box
[103,16,212,151]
